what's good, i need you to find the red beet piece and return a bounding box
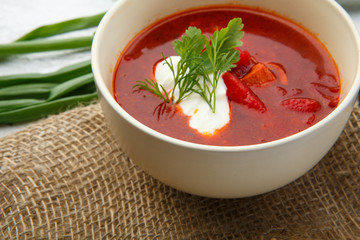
[231,49,253,79]
[223,72,267,113]
[235,48,252,66]
[281,98,321,113]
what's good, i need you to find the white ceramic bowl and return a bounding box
[92,0,360,198]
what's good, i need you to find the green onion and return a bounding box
[0,11,107,124]
[0,60,92,87]
[0,92,97,124]
[69,82,96,95]
[0,36,93,57]
[16,12,105,41]
[0,83,56,100]
[48,73,94,100]
[0,99,44,112]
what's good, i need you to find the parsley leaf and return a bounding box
[134,18,244,113]
[174,27,207,58]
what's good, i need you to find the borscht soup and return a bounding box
[113,6,340,146]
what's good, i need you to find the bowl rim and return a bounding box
[91,0,360,152]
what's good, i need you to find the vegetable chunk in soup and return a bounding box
[113,6,340,146]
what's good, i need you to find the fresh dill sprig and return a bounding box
[134,77,171,102]
[134,18,244,112]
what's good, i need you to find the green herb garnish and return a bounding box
[134,18,244,112]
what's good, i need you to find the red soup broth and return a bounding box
[113,6,340,146]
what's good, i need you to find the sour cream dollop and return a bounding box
[154,56,230,135]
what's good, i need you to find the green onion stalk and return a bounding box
[0,12,105,124]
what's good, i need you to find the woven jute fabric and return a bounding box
[0,103,359,240]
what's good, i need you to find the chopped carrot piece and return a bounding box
[241,63,276,87]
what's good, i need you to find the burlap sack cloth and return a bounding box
[0,103,359,240]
